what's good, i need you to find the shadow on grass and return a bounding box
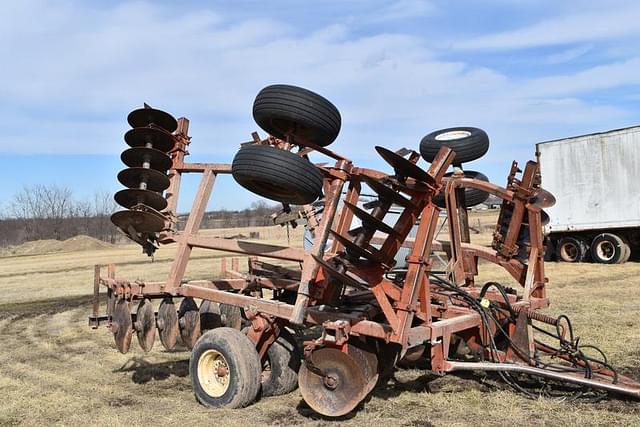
[0,294,93,320]
[115,357,190,384]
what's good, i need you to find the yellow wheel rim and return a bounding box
[198,349,230,397]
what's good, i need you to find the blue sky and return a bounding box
[2,0,639,213]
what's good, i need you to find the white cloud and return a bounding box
[371,0,436,22]
[546,44,592,64]
[454,4,640,50]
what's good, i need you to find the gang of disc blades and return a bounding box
[117,167,170,192]
[114,189,168,211]
[121,147,172,171]
[124,127,176,152]
[375,146,436,186]
[111,210,165,233]
[127,107,178,133]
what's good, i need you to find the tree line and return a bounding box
[0,185,282,247]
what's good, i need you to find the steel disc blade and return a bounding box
[112,299,133,354]
[330,230,386,265]
[111,210,165,233]
[114,189,168,211]
[348,342,379,397]
[199,300,222,331]
[135,299,156,352]
[361,175,415,209]
[124,127,175,152]
[298,347,367,417]
[117,167,170,192]
[178,297,201,350]
[531,188,556,208]
[157,298,179,351]
[128,107,178,133]
[375,146,436,186]
[343,201,397,235]
[541,209,550,226]
[121,147,172,171]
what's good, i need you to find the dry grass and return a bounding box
[0,221,638,427]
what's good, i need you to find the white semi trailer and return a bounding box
[536,126,640,264]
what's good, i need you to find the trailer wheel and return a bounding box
[261,329,301,397]
[432,170,489,208]
[591,233,625,264]
[420,127,489,164]
[190,328,261,409]
[556,236,589,263]
[232,144,324,205]
[253,84,341,147]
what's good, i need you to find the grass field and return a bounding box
[0,222,638,426]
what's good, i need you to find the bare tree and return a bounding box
[92,190,118,243]
[10,184,74,240]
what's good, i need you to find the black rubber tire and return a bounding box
[432,170,490,208]
[556,236,589,263]
[232,144,324,205]
[261,329,301,397]
[590,233,625,264]
[420,127,489,164]
[190,328,261,409]
[253,84,341,147]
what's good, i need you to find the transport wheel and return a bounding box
[232,144,324,205]
[420,127,489,164]
[199,300,222,331]
[298,347,366,417]
[432,170,489,208]
[591,233,625,264]
[157,298,179,350]
[112,299,133,354]
[190,328,261,409]
[556,236,589,263]
[253,84,341,147]
[260,329,301,397]
[179,297,201,350]
[135,299,156,352]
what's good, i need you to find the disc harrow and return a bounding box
[90,85,640,418]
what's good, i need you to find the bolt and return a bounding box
[323,374,338,390]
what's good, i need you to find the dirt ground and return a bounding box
[0,222,639,426]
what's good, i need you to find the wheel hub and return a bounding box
[198,349,231,397]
